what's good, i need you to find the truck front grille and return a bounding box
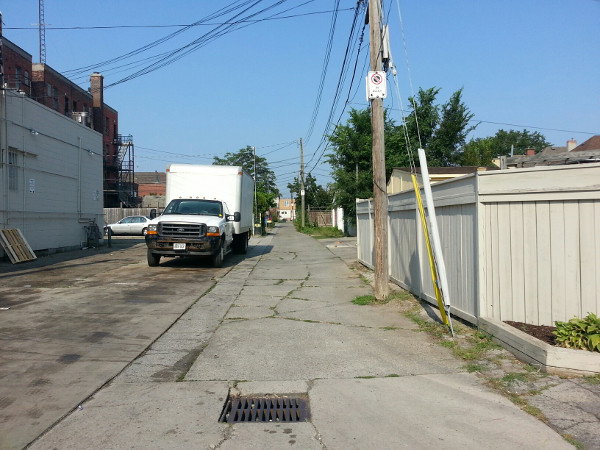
[159,222,206,238]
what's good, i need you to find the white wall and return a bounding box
[357,164,600,326]
[0,90,104,254]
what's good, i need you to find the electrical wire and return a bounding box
[305,1,367,173]
[303,0,341,145]
[4,7,353,31]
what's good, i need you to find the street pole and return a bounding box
[300,138,305,228]
[253,146,258,234]
[369,0,389,300]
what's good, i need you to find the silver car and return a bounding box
[104,216,151,236]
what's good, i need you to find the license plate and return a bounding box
[173,243,186,250]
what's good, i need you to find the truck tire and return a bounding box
[147,249,161,267]
[234,232,248,254]
[239,232,248,254]
[211,242,224,268]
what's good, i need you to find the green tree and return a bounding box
[213,145,279,217]
[213,145,280,197]
[326,108,410,220]
[405,87,475,166]
[460,137,494,166]
[487,129,551,156]
[460,129,551,166]
[287,173,334,209]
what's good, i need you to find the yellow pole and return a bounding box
[411,174,449,325]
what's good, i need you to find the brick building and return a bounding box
[1,35,135,207]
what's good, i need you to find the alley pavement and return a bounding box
[19,222,577,449]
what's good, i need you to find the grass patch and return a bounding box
[441,340,456,349]
[501,372,532,384]
[294,222,344,238]
[583,374,600,385]
[353,291,415,306]
[356,375,376,379]
[381,326,399,331]
[464,363,486,373]
[353,295,376,305]
[405,311,448,338]
[386,374,400,377]
[563,434,584,450]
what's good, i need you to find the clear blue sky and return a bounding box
[1,0,598,196]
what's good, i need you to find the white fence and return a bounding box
[357,164,600,326]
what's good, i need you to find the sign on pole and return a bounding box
[366,71,387,100]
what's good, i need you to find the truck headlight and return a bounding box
[147,224,157,235]
[207,226,219,237]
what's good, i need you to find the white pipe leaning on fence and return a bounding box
[417,148,451,312]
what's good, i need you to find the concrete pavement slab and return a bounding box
[31,382,230,449]
[309,374,571,449]
[186,317,463,381]
[277,298,420,330]
[225,305,275,320]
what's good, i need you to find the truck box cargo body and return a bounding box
[145,164,254,267]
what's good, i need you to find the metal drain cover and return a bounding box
[219,394,310,423]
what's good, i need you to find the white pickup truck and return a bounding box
[145,164,254,267]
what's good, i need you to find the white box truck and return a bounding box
[145,164,254,267]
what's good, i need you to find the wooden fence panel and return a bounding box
[357,164,600,327]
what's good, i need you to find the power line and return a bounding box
[305,1,367,172]
[4,8,353,31]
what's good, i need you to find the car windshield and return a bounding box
[163,200,222,216]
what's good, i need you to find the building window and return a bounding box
[24,71,30,86]
[64,96,69,115]
[47,83,52,97]
[15,67,22,88]
[105,117,109,135]
[284,200,290,207]
[8,149,18,191]
[53,87,58,109]
[73,100,78,112]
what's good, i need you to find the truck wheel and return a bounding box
[239,232,248,254]
[212,243,224,268]
[147,249,161,267]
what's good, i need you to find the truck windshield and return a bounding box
[163,200,222,216]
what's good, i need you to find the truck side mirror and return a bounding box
[150,209,157,220]
[227,212,241,222]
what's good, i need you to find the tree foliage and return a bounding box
[459,129,551,166]
[486,129,551,156]
[326,87,474,220]
[326,108,412,220]
[213,145,280,197]
[405,87,475,166]
[287,173,334,209]
[213,145,279,214]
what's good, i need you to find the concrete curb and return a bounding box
[479,317,600,375]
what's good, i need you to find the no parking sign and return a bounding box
[366,71,387,100]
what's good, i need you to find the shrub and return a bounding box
[553,313,600,352]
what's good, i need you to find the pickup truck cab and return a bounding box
[145,198,240,267]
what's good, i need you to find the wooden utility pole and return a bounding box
[369,0,389,300]
[299,138,306,228]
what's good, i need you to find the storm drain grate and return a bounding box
[218,394,311,423]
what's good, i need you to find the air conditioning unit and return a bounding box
[72,112,90,126]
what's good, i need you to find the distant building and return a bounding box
[277,198,296,221]
[135,171,167,208]
[387,166,498,194]
[0,35,136,207]
[497,137,600,169]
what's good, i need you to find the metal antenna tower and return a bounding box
[38,0,46,63]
